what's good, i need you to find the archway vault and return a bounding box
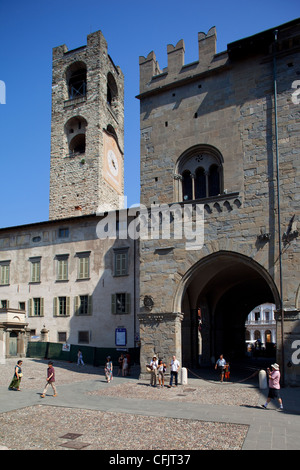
[175,251,280,366]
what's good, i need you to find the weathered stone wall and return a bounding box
[137,22,300,383]
[49,31,124,220]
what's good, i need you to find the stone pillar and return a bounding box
[40,328,49,342]
[138,312,183,379]
[276,309,300,386]
[0,327,6,364]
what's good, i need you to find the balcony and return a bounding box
[0,308,27,327]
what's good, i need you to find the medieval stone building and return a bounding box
[0,31,138,363]
[49,30,124,219]
[137,19,300,385]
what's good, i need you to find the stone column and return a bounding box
[40,327,49,342]
[138,311,183,379]
[0,327,6,364]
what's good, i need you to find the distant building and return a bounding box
[245,303,276,348]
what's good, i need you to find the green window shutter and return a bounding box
[1,264,10,284]
[57,259,67,280]
[78,258,83,279]
[88,295,92,315]
[57,261,62,281]
[53,297,58,316]
[74,296,79,315]
[78,258,89,279]
[84,257,90,278]
[66,297,70,316]
[28,298,32,317]
[125,293,131,314]
[40,298,44,317]
[114,251,128,276]
[31,261,40,282]
[111,294,116,314]
[63,260,68,280]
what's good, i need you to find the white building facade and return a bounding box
[245,303,276,347]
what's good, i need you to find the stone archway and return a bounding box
[174,251,280,367]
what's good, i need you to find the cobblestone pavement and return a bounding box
[0,358,299,451]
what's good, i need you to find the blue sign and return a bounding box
[115,328,127,346]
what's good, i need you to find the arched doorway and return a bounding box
[175,251,280,367]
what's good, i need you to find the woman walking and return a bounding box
[8,360,23,391]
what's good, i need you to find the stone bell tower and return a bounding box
[49,30,124,220]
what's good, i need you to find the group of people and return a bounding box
[147,355,180,388]
[104,352,131,383]
[8,360,57,398]
[117,353,130,377]
[214,354,283,410]
[7,352,284,411]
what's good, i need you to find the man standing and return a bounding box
[262,363,283,411]
[169,355,180,387]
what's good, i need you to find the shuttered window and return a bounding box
[56,255,69,281]
[53,296,70,316]
[114,248,129,276]
[0,262,10,285]
[74,295,92,315]
[30,258,41,283]
[76,252,90,279]
[28,298,44,317]
[111,293,131,315]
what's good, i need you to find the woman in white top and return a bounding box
[149,355,158,386]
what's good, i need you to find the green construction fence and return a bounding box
[26,341,140,367]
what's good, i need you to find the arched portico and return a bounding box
[175,251,281,367]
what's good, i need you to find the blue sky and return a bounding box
[0,0,299,228]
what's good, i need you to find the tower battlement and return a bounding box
[138,26,227,95]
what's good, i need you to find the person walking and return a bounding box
[261,363,283,411]
[8,360,23,391]
[41,361,57,398]
[169,355,180,387]
[77,350,84,366]
[215,354,226,382]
